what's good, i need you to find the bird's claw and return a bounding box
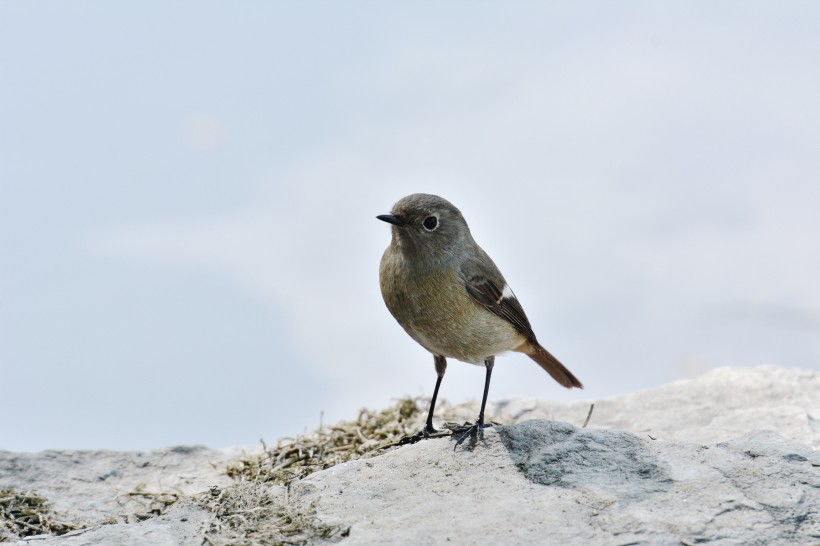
[453,421,493,450]
[398,424,443,445]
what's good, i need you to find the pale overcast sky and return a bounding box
[2,2,819,451]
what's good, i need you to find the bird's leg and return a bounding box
[476,356,494,428]
[399,355,447,445]
[423,355,447,435]
[454,356,495,449]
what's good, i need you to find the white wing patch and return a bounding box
[499,283,515,303]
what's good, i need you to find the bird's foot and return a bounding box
[453,420,493,451]
[398,424,446,446]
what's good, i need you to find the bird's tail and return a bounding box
[524,342,583,389]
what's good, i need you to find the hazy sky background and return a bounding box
[2,2,819,452]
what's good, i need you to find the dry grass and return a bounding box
[200,482,347,546]
[0,488,81,540]
[225,397,463,486]
[124,483,181,522]
[0,398,471,545]
[201,396,470,545]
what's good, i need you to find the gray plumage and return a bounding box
[377,193,582,446]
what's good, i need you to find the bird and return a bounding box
[377,193,583,448]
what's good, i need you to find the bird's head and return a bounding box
[377,193,471,260]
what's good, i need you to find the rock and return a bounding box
[295,423,819,545]
[487,365,820,448]
[10,503,215,546]
[0,445,239,524]
[0,446,245,545]
[1,366,817,545]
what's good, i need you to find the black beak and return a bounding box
[377,214,406,227]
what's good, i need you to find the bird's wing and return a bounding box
[460,256,536,340]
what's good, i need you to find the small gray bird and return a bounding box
[378,193,583,447]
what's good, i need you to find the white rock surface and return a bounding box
[299,424,819,545]
[0,446,238,523]
[487,365,820,448]
[0,446,244,545]
[1,366,817,545]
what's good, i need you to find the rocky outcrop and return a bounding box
[1,366,817,545]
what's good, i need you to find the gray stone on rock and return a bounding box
[497,420,672,499]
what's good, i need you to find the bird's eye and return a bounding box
[422,216,439,231]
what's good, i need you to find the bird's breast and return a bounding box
[379,250,524,363]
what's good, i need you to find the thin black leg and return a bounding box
[455,356,495,449]
[399,355,447,445]
[424,355,447,434]
[476,357,494,427]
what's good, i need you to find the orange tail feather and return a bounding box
[524,343,583,389]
